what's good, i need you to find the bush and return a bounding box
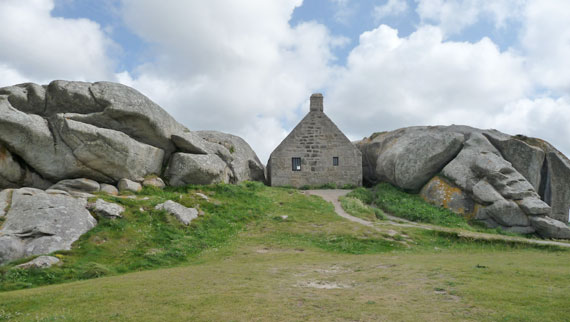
[374,208,387,220]
[346,187,374,204]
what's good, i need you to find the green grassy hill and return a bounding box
[0,183,569,321]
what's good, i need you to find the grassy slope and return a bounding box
[0,183,272,290]
[368,183,473,228]
[353,184,551,238]
[0,183,569,321]
[339,195,385,221]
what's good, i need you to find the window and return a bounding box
[333,157,339,166]
[292,157,301,171]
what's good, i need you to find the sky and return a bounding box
[1,0,569,164]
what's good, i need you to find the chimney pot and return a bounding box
[310,93,324,112]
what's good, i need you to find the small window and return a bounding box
[333,157,339,166]
[292,157,301,171]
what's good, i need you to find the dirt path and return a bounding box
[304,189,570,249]
[304,190,374,227]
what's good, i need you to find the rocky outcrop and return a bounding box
[0,189,10,218]
[0,188,97,265]
[118,178,142,193]
[46,81,185,155]
[360,127,463,190]
[0,80,265,189]
[49,178,101,194]
[358,125,570,239]
[155,200,199,225]
[52,116,164,182]
[0,143,52,189]
[485,132,545,191]
[420,176,475,216]
[0,80,267,265]
[100,183,118,195]
[16,256,60,269]
[0,95,105,183]
[0,83,46,115]
[544,152,570,222]
[0,176,160,265]
[142,177,166,189]
[530,216,570,239]
[165,153,231,186]
[197,131,266,183]
[88,199,124,219]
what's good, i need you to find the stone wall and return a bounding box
[268,105,362,187]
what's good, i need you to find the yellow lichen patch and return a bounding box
[420,176,477,218]
[470,203,482,221]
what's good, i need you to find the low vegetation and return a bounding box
[0,182,568,321]
[339,195,385,221]
[350,183,539,238]
[370,183,472,228]
[0,182,270,291]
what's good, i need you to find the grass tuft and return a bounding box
[372,183,471,228]
[340,196,382,222]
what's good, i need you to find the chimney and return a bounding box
[310,93,324,112]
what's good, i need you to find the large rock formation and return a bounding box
[0,80,265,188]
[358,125,570,239]
[0,80,266,264]
[165,153,232,186]
[359,126,464,190]
[197,131,266,183]
[0,188,97,264]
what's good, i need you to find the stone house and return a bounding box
[267,93,362,187]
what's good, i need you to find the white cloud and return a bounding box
[2,0,569,163]
[521,0,570,93]
[0,0,116,86]
[329,0,356,25]
[415,0,526,36]
[120,0,344,162]
[325,25,531,141]
[404,0,570,156]
[0,63,29,86]
[373,0,409,21]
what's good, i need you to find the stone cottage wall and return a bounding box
[268,110,362,187]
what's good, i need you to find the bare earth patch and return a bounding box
[296,280,353,289]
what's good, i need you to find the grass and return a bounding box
[0,182,271,291]
[0,182,568,321]
[346,187,374,204]
[339,195,385,221]
[0,237,567,321]
[361,183,541,238]
[370,183,474,228]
